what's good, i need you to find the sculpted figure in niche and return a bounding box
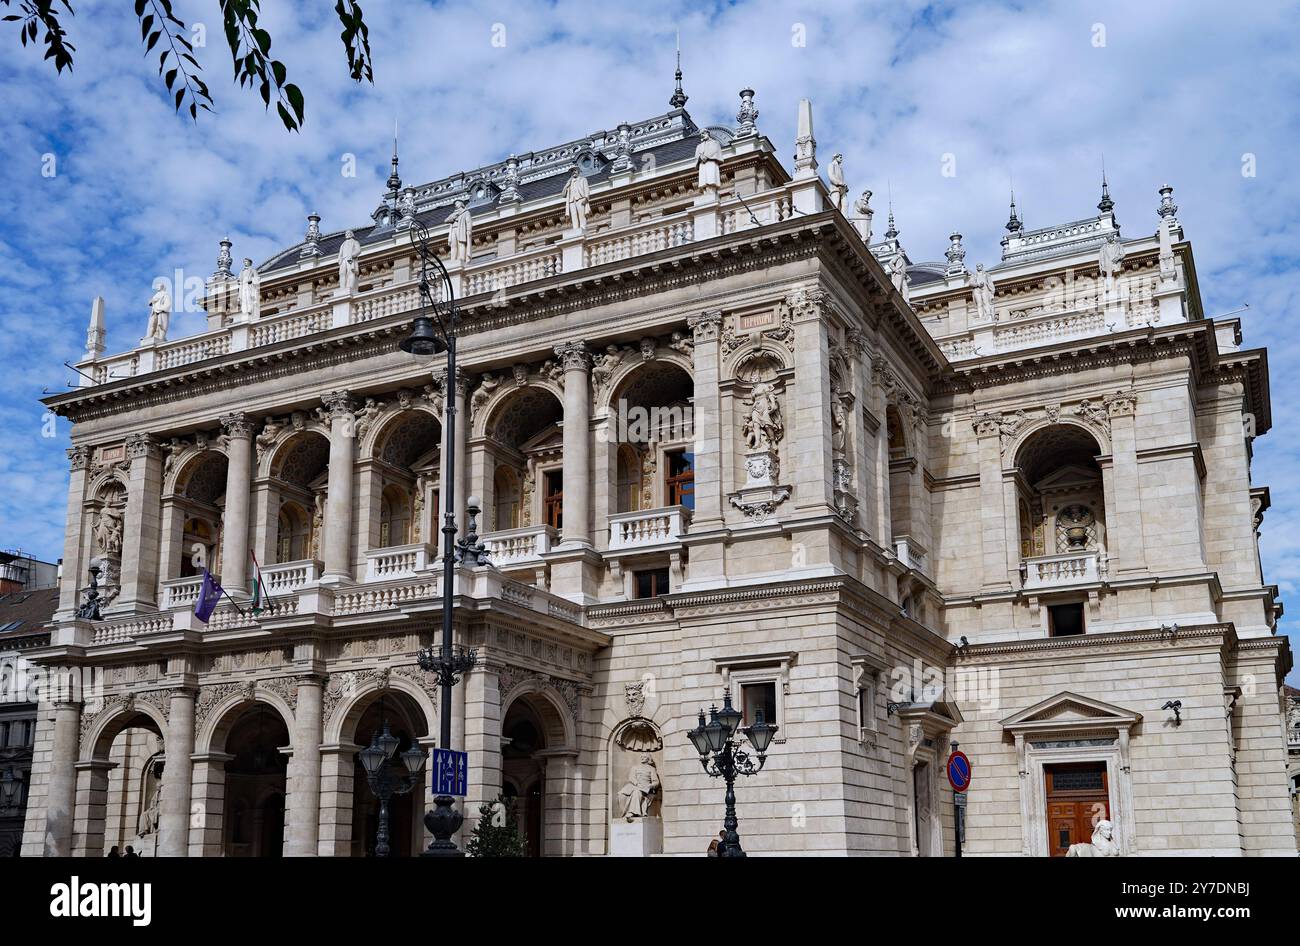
[562,166,590,232]
[695,129,722,192]
[145,282,171,342]
[446,200,472,264]
[1067,819,1121,857]
[139,780,163,837]
[338,229,362,295]
[742,380,784,451]
[95,502,125,556]
[617,754,661,822]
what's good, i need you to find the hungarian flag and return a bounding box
[249,552,272,615]
[194,569,223,623]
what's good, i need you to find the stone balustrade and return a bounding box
[363,543,434,582]
[160,575,205,610]
[261,559,321,595]
[481,525,557,569]
[1021,551,1104,590]
[608,506,690,551]
[893,535,928,573]
[585,213,693,267]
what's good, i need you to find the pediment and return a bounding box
[897,698,964,730]
[1034,464,1100,492]
[1001,691,1140,734]
[520,425,563,454]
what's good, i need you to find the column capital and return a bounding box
[321,390,356,418]
[972,412,1002,439]
[553,340,591,372]
[67,444,92,471]
[1104,389,1139,418]
[688,310,724,342]
[124,432,162,461]
[219,411,255,439]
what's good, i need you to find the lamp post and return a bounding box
[402,220,482,856]
[687,689,778,857]
[0,766,21,811]
[359,720,427,857]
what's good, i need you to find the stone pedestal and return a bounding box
[610,816,662,857]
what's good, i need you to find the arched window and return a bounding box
[494,466,521,531]
[379,485,411,548]
[616,445,642,513]
[275,502,309,563]
[181,517,215,577]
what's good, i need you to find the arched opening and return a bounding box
[90,710,165,856]
[370,411,441,550]
[171,452,227,578]
[500,698,546,858]
[270,432,330,563]
[481,387,564,548]
[221,704,290,857]
[886,404,915,541]
[346,691,430,857]
[611,361,695,512]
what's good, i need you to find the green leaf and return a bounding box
[285,82,304,121]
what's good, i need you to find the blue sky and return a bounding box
[0,1,1296,681]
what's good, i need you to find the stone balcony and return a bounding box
[607,506,691,553]
[892,535,928,574]
[1020,550,1104,590]
[363,543,434,582]
[481,525,558,570]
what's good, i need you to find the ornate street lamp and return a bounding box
[403,220,486,856]
[687,689,778,857]
[0,766,22,811]
[359,719,427,857]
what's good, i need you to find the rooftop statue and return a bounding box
[238,258,261,320]
[144,282,171,343]
[338,229,361,296]
[971,263,997,322]
[828,153,848,210]
[695,129,722,193]
[852,189,874,242]
[562,166,591,233]
[447,200,472,264]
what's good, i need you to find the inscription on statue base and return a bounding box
[610,816,662,857]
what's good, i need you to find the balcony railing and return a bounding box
[607,506,690,552]
[893,536,928,573]
[160,575,205,610]
[1021,551,1104,590]
[261,559,322,595]
[364,543,434,582]
[585,213,693,267]
[481,525,557,568]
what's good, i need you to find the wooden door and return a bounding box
[1045,762,1109,856]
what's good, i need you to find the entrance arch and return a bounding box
[220,704,290,857]
[76,700,168,857]
[499,685,577,857]
[344,691,431,857]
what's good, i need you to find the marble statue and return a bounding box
[1066,819,1121,857]
[145,283,171,342]
[255,417,282,460]
[743,380,784,451]
[695,129,722,193]
[1099,235,1127,303]
[95,502,124,556]
[447,200,472,264]
[971,263,997,322]
[354,398,383,438]
[139,781,162,837]
[592,345,627,392]
[562,167,590,232]
[338,230,362,295]
[237,258,261,319]
[828,153,848,210]
[617,754,661,821]
[852,189,874,242]
[470,373,500,417]
[412,473,429,542]
[75,566,103,621]
[889,253,910,303]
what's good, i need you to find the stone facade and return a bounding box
[21,88,1294,857]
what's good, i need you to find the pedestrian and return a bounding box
[107,845,121,858]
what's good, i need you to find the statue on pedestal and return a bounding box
[742,380,783,451]
[695,129,722,193]
[828,153,848,210]
[562,167,590,233]
[238,258,261,320]
[617,754,661,822]
[971,263,997,322]
[852,189,874,242]
[447,200,472,264]
[145,283,171,342]
[338,230,361,295]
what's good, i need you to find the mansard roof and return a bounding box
[260,110,716,274]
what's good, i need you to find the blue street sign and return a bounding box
[433,748,469,796]
[946,749,972,793]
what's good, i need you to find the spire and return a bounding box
[669,31,688,109]
[1006,183,1023,233]
[793,98,817,179]
[84,296,106,360]
[884,201,899,241]
[1097,164,1114,214]
[386,121,402,223]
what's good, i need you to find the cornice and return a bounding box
[951,622,1236,664]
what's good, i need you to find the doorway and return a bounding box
[1045,761,1109,856]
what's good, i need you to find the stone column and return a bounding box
[114,433,165,611]
[973,414,1012,591]
[157,687,196,856]
[286,674,324,856]
[688,312,724,525]
[44,700,81,856]
[321,391,358,581]
[1105,393,1147,575]
[187,752,232,857]
[219,412,256,593]
[436,372,471,544]
[57,446,93,619]
[555,342,593,547]
[71,759,115,856]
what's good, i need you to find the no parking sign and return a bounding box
[946,749,972,793]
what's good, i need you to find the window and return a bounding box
[616,446,642,513]
[543,470,563,529]
[493,467,520,530]
[633,568,670,599]
[379,485,411,547]
[275,502,309,563]
[741,681,778,727]
[665,449,695,510]
[857,681,878,736]
[1048,602,1085,636]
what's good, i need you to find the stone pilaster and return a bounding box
[321,391,357,581]
[973,413,1012,591]
[57,446,93,619]
[219,412,256,592]
[1105,392,1147,575]
[688,312,724,525]
[114,433,165,611]
[157,687,196,856]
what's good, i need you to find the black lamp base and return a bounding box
[421,794,466,857]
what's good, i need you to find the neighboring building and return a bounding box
[22,74,1294,857]
[0,551,59,596]
[0,586,56,856]
[1288,685,1300,844]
